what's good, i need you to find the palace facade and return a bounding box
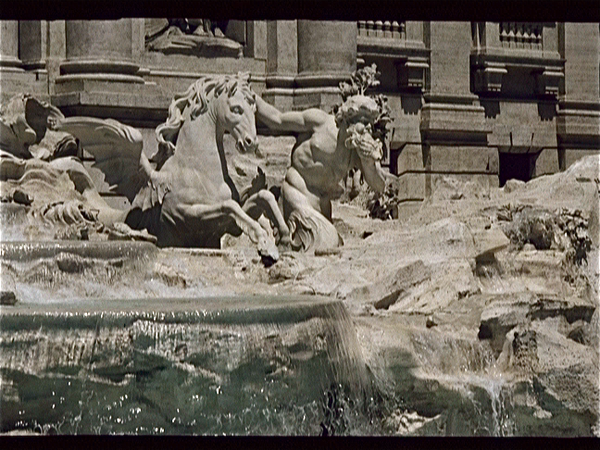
[1,20,598,210]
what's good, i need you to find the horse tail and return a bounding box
[287,207,342,253]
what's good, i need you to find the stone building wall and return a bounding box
[1,20,598,211]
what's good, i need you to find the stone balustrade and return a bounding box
[499,22,543,50]
[357,21,406,40]
[470,22,563,97]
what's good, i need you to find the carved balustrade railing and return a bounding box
[357,21,406,40]
[470,22,563,97]
[356,21,428,92]
[499,22,543,50]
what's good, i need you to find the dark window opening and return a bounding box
[498,152,537,187]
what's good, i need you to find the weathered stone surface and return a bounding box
[473,227,510,258]
[479,293,596,355]
[506,323,599,419]
[346,260,430,310]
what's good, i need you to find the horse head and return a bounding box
[154,73,259,170]
[214,73,258,154]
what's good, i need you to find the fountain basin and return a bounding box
[0,295,375,435]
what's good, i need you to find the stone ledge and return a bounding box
[471,48,564,70]
[59,91,165,110]
[357,36,427,59]
[421,101,491,143]
[141,53,266,77]
[51,91,170,127]
[557,110,600,146]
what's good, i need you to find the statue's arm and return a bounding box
[354,152,386,194]
[255,96,327,133]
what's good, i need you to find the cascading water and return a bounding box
[0,240,385,435]
[409,331,516,436]
[1,297,384,435]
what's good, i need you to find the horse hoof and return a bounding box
[277,235,292,252]
[258,243,279,267]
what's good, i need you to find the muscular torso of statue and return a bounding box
[256,96,385,252]
[289,113,351,215]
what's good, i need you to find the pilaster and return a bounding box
[262,20,298,112]
[262,20,356,112]
[556,23,600,161]
[1,21,42,102]
[419,22,495,196]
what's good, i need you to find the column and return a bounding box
[53,19,166,126]
[58,20,143,85]
[294,20,356,110]
[419,22,495,195]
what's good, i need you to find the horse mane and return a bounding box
[152,73,255,170]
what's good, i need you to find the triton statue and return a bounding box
[256,64,392,252]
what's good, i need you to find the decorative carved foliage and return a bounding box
[339,63,381,99]
[337,64,393,146]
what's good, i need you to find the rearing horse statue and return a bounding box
[57,73,290,261]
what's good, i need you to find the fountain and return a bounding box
[1,64,598,437]
[0,74,388,436]
[1,293,377,435]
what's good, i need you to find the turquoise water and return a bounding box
[0,241,532,436]
[0,297,387,435]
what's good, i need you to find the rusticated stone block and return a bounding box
[394,172,427,201]
[421,102,489,136]
[557,109,600,140]
[430,173,499,196]
[394,144,425,174]
[487,100,558,150]
[535,149,560,176]
[427,146,498,173]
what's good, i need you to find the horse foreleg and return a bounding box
[241,189,291,249]
[183,199,279,262]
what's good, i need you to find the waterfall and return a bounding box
[410,331,516,436]
[0,294,382,435]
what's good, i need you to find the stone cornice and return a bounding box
[357,36,428,60]
[471,48,564,70]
